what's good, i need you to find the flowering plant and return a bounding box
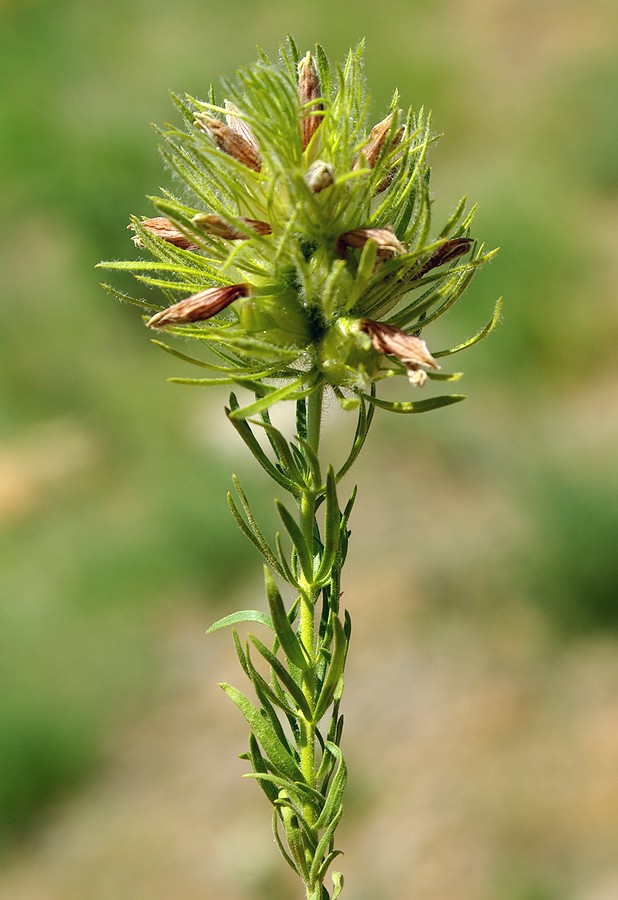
[99,37,499,900]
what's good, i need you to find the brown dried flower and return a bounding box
[194,114,262,172]
[360,319,439,385]
[147,283,249,329]
[361,113,403,169]
[192,213,272,240]
[338,225,405,260]
[415,237,473,278]
[130,217,198,250]
[298,52,324,151]
[223,101,261,157]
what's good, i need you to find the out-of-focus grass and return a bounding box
[0,0,616,883]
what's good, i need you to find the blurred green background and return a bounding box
[1,0,617,898]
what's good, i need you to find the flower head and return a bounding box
[100,39,499,417]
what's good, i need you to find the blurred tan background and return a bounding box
[1,1,617,898]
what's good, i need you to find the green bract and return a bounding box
[100,37,499,418]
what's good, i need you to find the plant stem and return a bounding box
[298,388,323,827]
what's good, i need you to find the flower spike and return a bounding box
[101,41,497,413]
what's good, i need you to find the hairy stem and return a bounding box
[299,389,324,879]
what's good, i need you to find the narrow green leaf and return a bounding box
[219,683,304,783]
[315,467,340,584]
[332,870,345,899]
[308,804,344,884]
[226,396,299,494]
[98,282,158,312]
[232,629,250,677]
[244,772,323,809]
[279,802,310,880]
[273,808,302,877]
[248,632,313,721]
[227,491,285,577]
[207,609,274,633]
[275,531,299,587]
[296,436,322,491]
[315,43,331,102]
[275,500,314,582]
[245,645,297,717]
[335,387,375,482]
[315,742,347,829]
[230,477,286,575]
[247,733,278,804]
[426,370,464,382]
[250,416,304,485]
[434,296,503,358]
[313,616,347,722]
[316,851,344,889]
[264,567,310,671]
[362,392,466,414]
[227,375,309,419]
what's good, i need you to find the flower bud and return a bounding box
[360,319,439,385]
[338,225,405,260]
[130,217,198,250]
[361,113,403,168]
[223,100,260,157]
[415,237,473,278]
[305,160,334,194]
[147,283,249,328]
[194,114,262,172]
[192,213,271,240]
[298,52,324,150]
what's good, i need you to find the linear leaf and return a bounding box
[362,392,466,414]
[227,375,309,419]
[315,742,347,829]
[264,567,309,671]
[244,645,297,717]
[313,616,347,722]
[308,804,344,885]
[248,633,313,721]
[219,683,304,783]
[247,733,278,804]
[315,467,341,584]
[226,396,299,494]
[273,808,303,877]
[434,296,503,358]
[275,500,314,582]
[244,772,323,808]
[207,609,274,633]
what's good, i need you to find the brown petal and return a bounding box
[338,225,405,260]
[361,113,403,168]
[130,217,198,250]
[415,238,473,278]
[360,319,439,385]
[194,114,261,172]
[147,283,249,329]
[298,52,324,150]
[192,213,271,240]
[224,101,261,157]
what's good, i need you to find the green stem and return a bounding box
[298,389,323,822]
